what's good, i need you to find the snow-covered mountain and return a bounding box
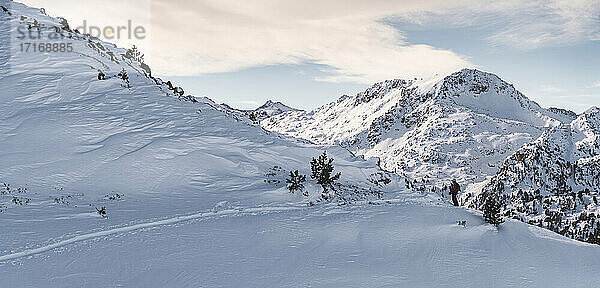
[262,69,574,186]
[0,0,392,258]
[245,100,300,123]
[3,1,600,286]
[260,68,600,244]
[469,107,600,243]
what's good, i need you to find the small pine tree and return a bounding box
[126,45,144,63]
[483,193,504,227]
[286,170,306,194]
[310,151,341,199]
[118,68,130,87]
[118,68,128,81]
[96,206,107,218]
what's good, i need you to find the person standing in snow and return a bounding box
[449,179,460,206]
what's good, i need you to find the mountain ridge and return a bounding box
[261,68,576,184]
[260,68,600,244]
[469,107,600,243]
[3,1,600,285]
[0,0,392,242]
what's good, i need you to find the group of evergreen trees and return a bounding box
[285,151,507,227]
[285,151,341,200]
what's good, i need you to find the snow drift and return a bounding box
[1,1,600,287]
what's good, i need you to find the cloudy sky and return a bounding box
[21,0,600,112]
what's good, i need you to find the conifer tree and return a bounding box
[310,151,341,199]
[483,193,504,227]
[118,68,130,87]
[286,170,306,194]
[126,45,144,62]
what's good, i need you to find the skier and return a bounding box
[449,179,460,206]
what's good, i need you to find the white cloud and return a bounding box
[485,1,600,49]
[147,0,600,80]
[147,0,474,83]
[20,0,600,83]
[390,0,600,50]
[593,81,600,88]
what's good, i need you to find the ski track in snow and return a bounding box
[0,198,411,263]
[0,205,301,262]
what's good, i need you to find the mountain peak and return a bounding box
[262,68,576,185]
[262,100,276,106]
[246,100,299,123]
[256,100,294,110]
[440,68,512,96]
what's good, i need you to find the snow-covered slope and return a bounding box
[0,0,392,258]
[5,194,600,287]
[468,107,600,243]
[262,69,574,187]
[2,1,600,286]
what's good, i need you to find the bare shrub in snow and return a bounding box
[264,166,283,185]
[105,193,124,201]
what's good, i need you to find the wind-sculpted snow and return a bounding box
[2,1,600,286]
[4,193,600,287]
[0,0,392,259]
[0,204,305,262]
